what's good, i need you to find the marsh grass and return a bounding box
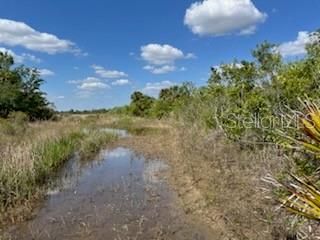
[0,115,117,225]
[117,116,297,239]
[105,116,169,136]
[78,129,118,158]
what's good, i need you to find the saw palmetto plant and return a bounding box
[279,100,320,156]
[278,174,320,221]
[277,100,320,221]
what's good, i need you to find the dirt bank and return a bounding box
[117,122,291,240]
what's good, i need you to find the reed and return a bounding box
[0,115,117,224]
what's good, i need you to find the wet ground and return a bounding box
[4,145,213,240]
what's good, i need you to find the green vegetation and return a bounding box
[129,91,155,117]
[112,31,320,142]
[275,101,320,221]
[1,28,320,238]
[0,117,118,224]
[0,52,54,120]
[108,30,320,228]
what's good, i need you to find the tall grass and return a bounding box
[0,115,117,224]
[106,115,168,135]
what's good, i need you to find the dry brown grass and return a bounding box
[175,125,293,239]
[0,114,311,238]
[1,119,79,171]
[0,114,118,176]
[118,118,297,239]
[0,119,82,225]
[0,115,118,226]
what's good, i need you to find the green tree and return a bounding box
[0,51,54,120]
[130,91,155,117]
[0,52,21,118]
[152,83,193,118]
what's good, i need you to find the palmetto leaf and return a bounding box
[276,100,320,220]
[280,175,320,221]
[279,100,320,157]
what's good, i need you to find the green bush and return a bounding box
[0,51,54,120]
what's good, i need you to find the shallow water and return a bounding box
[6,147,212,240]
[82,128,129,138]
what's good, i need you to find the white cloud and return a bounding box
[141,44,194,74]
[92,65,128,79]
[143,65,176,74]
[21,53,41,63]
[56,96,65,99]
[68,76,109,91]
[0,47,41,63]
[141,80,177,97]
[141,44,187,65]
[39,68,54,77]
[184,0,267,36]
[277,31,314,57]
[68,76,100,85]
[185,53,196,59]
[111,79,131,86]
[78,82,108,90]
[0,18,81,54]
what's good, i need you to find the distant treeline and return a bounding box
[60,109,109,115]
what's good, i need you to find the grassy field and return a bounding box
[113,117,299,239]
[0,114,119,225]
[0,114,312,238]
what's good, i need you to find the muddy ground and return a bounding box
[3,130,217,240]
[117,131,232,240]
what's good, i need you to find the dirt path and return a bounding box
[4,145,214,240]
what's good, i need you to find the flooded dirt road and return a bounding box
[5,145,213,239]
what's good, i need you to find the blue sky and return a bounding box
[0,0,319,110]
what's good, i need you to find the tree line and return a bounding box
[110,30,320,141]
[108,30,320,223]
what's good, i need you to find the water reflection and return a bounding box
[82,128,129,138]
[7,147,211,240]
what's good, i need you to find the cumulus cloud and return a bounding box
[92,65,128,79]
[184,0,267,36]
[0,18,81,54]
[0,47,41,63]
[141,80,177,97]
[111,79,131,86]
[22,53,41,63]
[141,44,186,65]
[68,76,109,91]
[277,31,315,57]
[39,68,54,77]
[78,82,108,90]
[143,65,176,74]
[141,44,194,74]
[185,53,196,59]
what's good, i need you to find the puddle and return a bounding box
[82,128,129,138]
[5,147,212,240]
[99,128,129,138]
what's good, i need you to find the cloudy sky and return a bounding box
[0,0,319,110]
